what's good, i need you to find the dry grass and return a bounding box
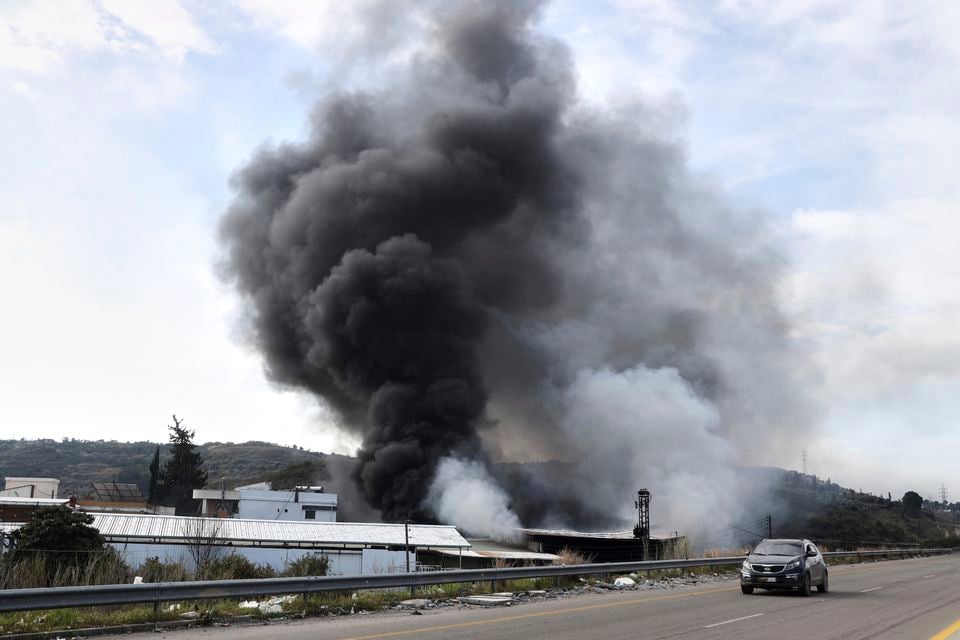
[0,551,130,590]
[552,547,593,566]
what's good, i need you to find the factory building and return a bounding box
[85,512,468,574]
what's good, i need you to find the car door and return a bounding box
[806,543,823,582]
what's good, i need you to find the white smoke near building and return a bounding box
[427,457,521,541]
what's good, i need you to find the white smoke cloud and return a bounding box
[427,457,521,541]
[557,365,745,534]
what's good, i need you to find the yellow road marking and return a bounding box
[930,618,960,640]
[341,586,731,640]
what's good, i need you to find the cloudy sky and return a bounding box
[1,0,957,500]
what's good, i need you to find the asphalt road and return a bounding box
[135,554,960,640]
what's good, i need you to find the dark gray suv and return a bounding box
[740,538,828,596]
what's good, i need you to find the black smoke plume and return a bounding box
[220,2,578,521]
[220,0,819,531]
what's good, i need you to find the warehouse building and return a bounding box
[89,512,468,574]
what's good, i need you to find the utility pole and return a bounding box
[940,484,949,506]
[766,515,773,538]
[405,516,414,598]
[801,449,808,476]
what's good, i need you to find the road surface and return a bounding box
[130,553,960,640]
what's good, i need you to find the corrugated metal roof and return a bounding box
[0,497,70,507]
[520,528,676,541]
[90,513,470,549]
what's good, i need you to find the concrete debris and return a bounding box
[179,611,199,619]
[614,577,636,588]
[399,599,432,609]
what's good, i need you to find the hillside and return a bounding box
[0,439,319,497]
[2,440,957,545]
[746,468,960,548]
[0,438,380,522]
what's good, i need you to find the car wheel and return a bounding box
[799,573,812,597]
[817,571,828,593]
[741,585,754,594]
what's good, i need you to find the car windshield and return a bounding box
[752,542,802,556]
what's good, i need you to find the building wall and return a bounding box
[237,489,337,522]
[2,478,60,498]
[109,542,412,576]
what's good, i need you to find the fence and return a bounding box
[0,547,953,613]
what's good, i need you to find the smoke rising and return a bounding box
[427,457,521,540]
[219,0,819,532]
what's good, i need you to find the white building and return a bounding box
[2,477,60,498]
[238,487,337,522]
[193,485,338,522]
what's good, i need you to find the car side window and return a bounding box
[808,544,819,556]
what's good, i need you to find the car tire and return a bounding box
[799,573,812,597]
[741,585,754,594]
[817,571,828,593]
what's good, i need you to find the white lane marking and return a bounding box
[860,586,884,593]
[923,574,936,578]
[704,613,765,629]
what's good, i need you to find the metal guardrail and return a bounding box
[0,548,953,613]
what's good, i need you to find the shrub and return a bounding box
[137,557,190,583]
[283,553,330,577]
[205,553,275,580]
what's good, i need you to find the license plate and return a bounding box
[763,577,777,582]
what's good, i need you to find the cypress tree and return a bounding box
[159,415,208,515]
[148,445,161,503]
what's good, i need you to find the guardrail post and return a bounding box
[152,583,161,628]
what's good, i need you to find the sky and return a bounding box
[0,0,957,501]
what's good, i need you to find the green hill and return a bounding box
[0,439,325,499]
[746,468,959,548]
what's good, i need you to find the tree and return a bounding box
[159,415,208,515]
[10,506,104,566]
[184,517,222,579]
[903,491,923,516]
[148,445,161,503]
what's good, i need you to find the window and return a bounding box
[305,510,316,520]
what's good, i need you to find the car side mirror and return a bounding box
[805,549,816,557]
